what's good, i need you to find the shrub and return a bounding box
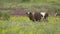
[0,11,2,17]
[3,13,10,20]
[21,0,30,2]
[0,11,10,20]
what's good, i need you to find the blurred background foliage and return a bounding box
[0,0,60,20]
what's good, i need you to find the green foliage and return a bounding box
[0,11,2,17]
[54,7,60,12]
[21,0,30,2]
[0,16,60,34]
[3,13,10,20]
[0,11,10,20]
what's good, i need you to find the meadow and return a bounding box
[0,0,60,34]
[0,16,60,34]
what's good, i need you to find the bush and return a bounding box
[3,13,10,20]
[0,11,10,20]
[21,0,30,2]
[0,11,2,17]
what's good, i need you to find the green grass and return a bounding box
[0,16,60,34]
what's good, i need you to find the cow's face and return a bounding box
[26,12,30,15]
[26,12,32,16]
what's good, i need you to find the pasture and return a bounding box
[0,16,60,34]
[0,0,60,34]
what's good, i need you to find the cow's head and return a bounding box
[26,12,32,16]
[26,12,30,14]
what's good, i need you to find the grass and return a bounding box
[0,16,60,34]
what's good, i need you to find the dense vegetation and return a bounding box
[0,0,60,14]
[0,16,60,34]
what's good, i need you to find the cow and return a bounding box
[40,12,49,22]
[26,12,42,21]
[54,12,60,21]
[55,12,60,17]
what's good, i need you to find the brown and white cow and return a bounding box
[54,12,60,21]
[55,12,60,17]
[26,12,42,21]
[26,11,49,22]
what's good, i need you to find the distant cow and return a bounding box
[55,12,60,17]
[26,12,42,21]
[54,12,60,21]
[40,12,49,21]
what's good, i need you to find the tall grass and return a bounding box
[0,16,60,34]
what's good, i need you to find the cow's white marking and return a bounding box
[27,12,30,14]
[40,12,46,16]
[40,12,46,21]
[32,12,35,15]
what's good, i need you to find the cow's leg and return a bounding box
[44,17,48,22]
[44,14,48,22]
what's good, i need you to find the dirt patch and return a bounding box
[12,7,27,16]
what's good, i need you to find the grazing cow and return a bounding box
[40,12,49,21]
[55,12,60,17]
[54,12,60,21]
[26,12,42,21]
